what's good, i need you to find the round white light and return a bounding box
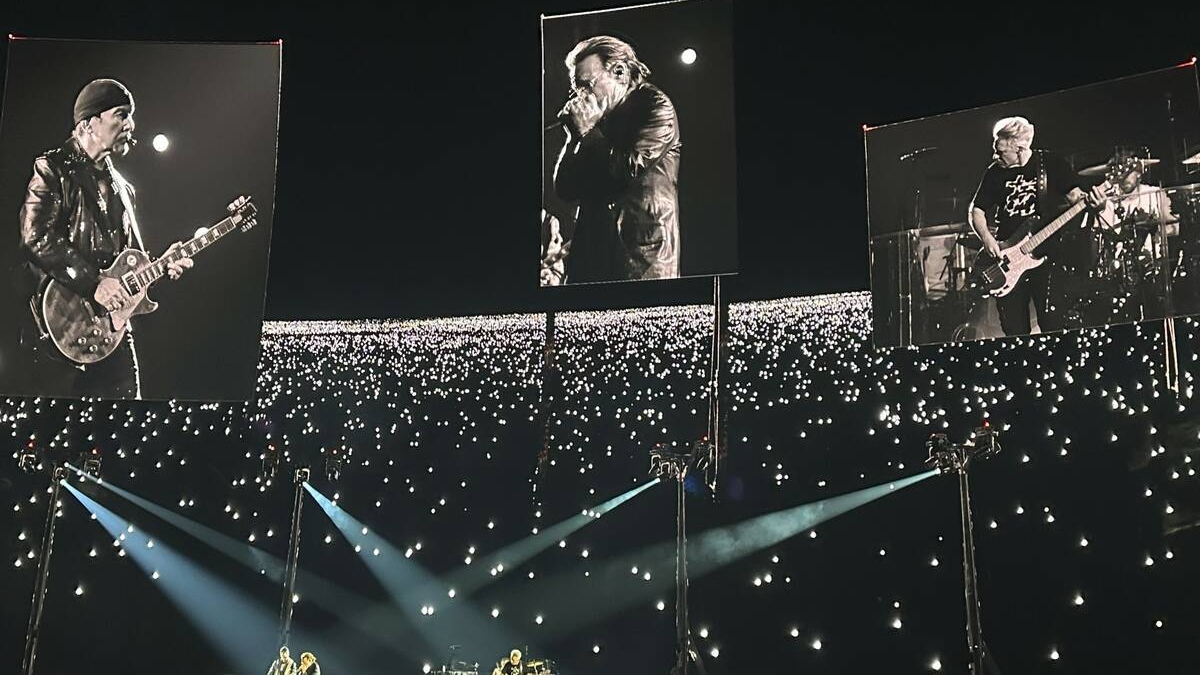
[152,134,169,152]
[680,48,697,65]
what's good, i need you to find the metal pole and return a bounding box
[537,311,557,478]
[706,277,728,495]
[279,469,307,647]
[22,466,66,675]
[957,453,986,675]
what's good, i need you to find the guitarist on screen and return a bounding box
[16,78,193,399]
[967,116,1107,337]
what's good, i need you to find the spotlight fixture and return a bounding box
[295,466,311,484]
[649,439,714,482]
[925,423,1001,475]
[17,442,38,474]
[79,447,102,479]
[324,447,345,482]
[262,444,280,481]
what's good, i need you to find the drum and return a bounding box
[915,225,976,300]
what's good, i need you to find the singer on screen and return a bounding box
[14,78,193,398]
[552,35,681,284]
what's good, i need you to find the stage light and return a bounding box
[680,48,697,65]
[152,134,169,152]
[78,448,102,477]
[261,444,279,481]
[325,447,345,482]
[17,443,38,473]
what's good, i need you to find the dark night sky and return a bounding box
[1,2,1198,321]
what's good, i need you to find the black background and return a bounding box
[542,0,738,284]
[0,38,279,401]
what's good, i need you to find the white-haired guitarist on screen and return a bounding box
[967,116,1108,337]
[16,78,194,399]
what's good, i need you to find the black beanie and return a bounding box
[73,79,134,125]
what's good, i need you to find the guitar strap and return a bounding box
[1035,150,1050,206]
[104,157,147,252]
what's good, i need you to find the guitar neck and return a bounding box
[133,216,239,287]
[1026,185,1107,252]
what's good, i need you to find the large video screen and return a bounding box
[0,37,281,401]
[540,0,737,287]
[865,63,1200,348]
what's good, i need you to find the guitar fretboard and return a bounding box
[1021,181,1111,255]
[133,216,241,288]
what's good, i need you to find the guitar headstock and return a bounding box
[227,195,258,233]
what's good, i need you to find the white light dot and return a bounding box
[152,134,169,152]
[811,639,822,650]
[680,48,698,65]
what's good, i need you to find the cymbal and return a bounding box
[1079,157,1161,176]
[1183,150,1200,165]
[916,221,971,237]
[526,661,543,667]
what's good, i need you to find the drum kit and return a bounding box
[426,656,558,675]
[901,146,1200,345]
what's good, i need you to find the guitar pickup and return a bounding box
[121,273,142,295]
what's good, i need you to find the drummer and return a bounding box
[1090,150,1177,244]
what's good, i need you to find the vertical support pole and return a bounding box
[21,466,66,675]
[279,469,307,647]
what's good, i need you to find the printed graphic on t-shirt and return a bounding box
[1003,174,1038,219]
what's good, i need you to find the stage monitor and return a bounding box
[865,62,1200,349]
[540,0,738,288]
[0,37,281,401]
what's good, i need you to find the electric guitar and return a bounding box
[972,156,1139,297]
[37,196,257,364]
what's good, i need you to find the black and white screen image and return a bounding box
[865,63,1200,349]
[540,0,737,287]
[0,37,280,401]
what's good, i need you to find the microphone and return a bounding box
[128,137,138,147]
[544,93,580,132]
[899,146,937,161]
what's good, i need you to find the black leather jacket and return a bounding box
[19,137,136,302]
[554,82,681,282]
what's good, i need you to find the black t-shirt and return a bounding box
[496,660,522,675]
[970,149,1079,240]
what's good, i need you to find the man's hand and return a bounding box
[565,93,604,137]
[1085,184,1109,209]
[165,241,195,281]
[94,277,129,313]
[982,234,1002,260]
